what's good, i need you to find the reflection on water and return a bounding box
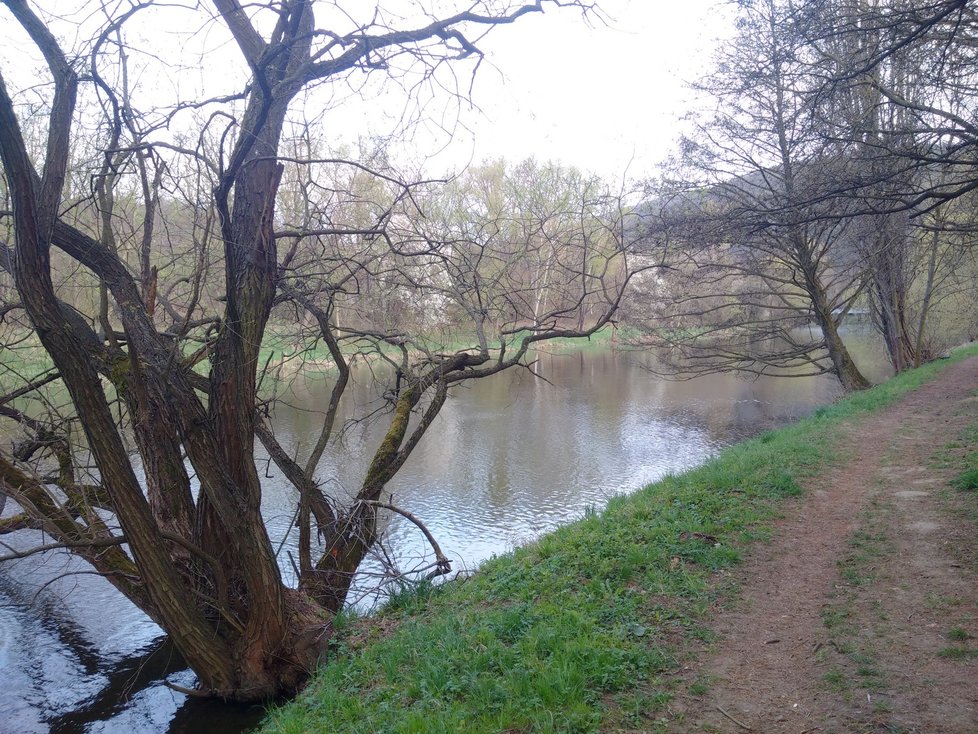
[0,334,889,733]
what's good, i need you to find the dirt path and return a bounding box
[666,355,978,734]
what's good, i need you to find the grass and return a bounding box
[947,626,970,642]
[822,668,847,692]
[816,496,894,704]
[952,466,978,491]
[261,344,978,733]
[872,698,893,714]
[937,647,978,660]
[838,522,892,587]
[944,415,978,491]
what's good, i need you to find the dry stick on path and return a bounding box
[716,705,753,731]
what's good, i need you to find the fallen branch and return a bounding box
[163,680,211,698]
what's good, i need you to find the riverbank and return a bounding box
[261,346,978,733]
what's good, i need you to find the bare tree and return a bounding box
[0,0,645,703]
[630,0,870,390]
[801,0,978,210]
[797,0,978,367]
[631,0,978,384]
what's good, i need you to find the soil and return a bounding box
[664,355,978,734]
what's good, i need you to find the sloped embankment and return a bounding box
[262,347,978,734]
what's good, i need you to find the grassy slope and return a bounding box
[261,345,978,734]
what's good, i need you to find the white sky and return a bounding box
[0,1,735,183]
[415,0,734,180]
[186,0,736,182]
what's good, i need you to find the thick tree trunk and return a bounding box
[867,213,918,373]
[877,293,917,373]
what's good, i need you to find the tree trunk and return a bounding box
[813,290,871,391]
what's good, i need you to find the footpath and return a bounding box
[667,355,978,733]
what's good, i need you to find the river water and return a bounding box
[0,335,889,733]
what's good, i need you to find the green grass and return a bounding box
[822,668,847,691]
[937,647,978,660]
[261,344,978,734]
[872,698,893,713]
[952,467,978,491]
[944,420,978,491]
[815,480,903,705]
[838,522,892,587]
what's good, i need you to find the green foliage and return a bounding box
[261,347,978,733]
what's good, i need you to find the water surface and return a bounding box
[0,338,887,732]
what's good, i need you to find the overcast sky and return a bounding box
[392,0,736,180]
[1,1,734,183]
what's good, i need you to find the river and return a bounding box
[0,334,889,733]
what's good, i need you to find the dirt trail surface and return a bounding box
[667,356,978,734]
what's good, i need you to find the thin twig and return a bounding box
[0,534,126,561]
[716,705,753,731]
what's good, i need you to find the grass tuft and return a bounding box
[952,467,978,491]
[938,647,978,660]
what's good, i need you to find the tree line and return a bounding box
[626,0,978,389]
